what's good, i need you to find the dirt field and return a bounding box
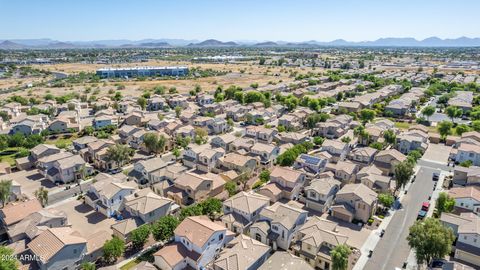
[2,60,323,99]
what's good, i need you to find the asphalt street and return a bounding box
[363,165,438,270]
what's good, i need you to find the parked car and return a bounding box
[432,172,439,181]
[380,229,385,237]
[421,202,430,211]
[417,210,427,220]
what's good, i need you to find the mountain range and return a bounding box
[1,37,480,49]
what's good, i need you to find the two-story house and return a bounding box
[304,177,341,213]
[250,202,308,250]
[320,139,349,163]
[213,234,271,270]
[85,173,137,217]
[449,186,480,214]
[165,172,226,206]
[257,167,306,202]
[221,191,270,234]
[293,153,329,175]
[154,216,234,270]
[250,143,280,166]
[331,183,378,223]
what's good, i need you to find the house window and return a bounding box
[255,233,262,242]
[219,234,224,241]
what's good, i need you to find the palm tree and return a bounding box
[0,180,12,207]
[77,164,87,194]
[34,187,49,207]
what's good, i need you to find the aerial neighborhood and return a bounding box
[1,7,480,270]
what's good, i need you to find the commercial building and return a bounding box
[96,66,188,78]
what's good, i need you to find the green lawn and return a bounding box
[0,147,27,166]
[120,259,140,270]
[393,122,411,130]
[45,133,79,149]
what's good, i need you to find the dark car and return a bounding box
[380,229,385,237]
[417,210,427,220]
[368,250,373,257]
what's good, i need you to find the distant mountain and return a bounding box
[188,39,238,47]
[120,42,171,48]
[1,37,480,49]
[0,40,28,49]
[253,41,278,47]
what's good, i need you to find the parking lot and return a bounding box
[48,198,115,238]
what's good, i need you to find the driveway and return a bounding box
[49,198,116,238]
[0,169,56,199]
[422,143,452,164]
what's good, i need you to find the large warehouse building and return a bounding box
[96,66,188,78]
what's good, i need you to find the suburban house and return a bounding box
[213,234,271,270]
[449,186,480,214]
[245,126,277,144]
[373,149,407,175]
[396,130,428,154]
[348,147,378,166]
[85,173,137,217]
[453,166,480,186]
[358,165,393,193]
[292,217,358,270]
[112,189,178,241]
[315,115,354,139]
[250,143,280,166]
[154,216,234,270]
[218,153,259,174]
[27,227,87,270]
[7,208,67,243]
[304,177,341,213]
[165,172,226,206]
[320,139,349,163]
[258,251,314,270]
[456,144,480,167]
[211,134,237,151]
[130,157,170,185]
[221,191,270,234]
[0,199,43,228]
[46,155,93,184]
[249,202,308,250]
[257,166,306,202]
[331,183,378,223]
[293,154,329,175]
[328,160,359,184]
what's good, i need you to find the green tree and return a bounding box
[259,170,270,183]
[378,193,395,208]
[445,106,462,123]
[34,187,48,207]
[437,121,453,139]
[0,180,12,207]
[152,216,180,242]
[359,109,376,124]
[194,127,208,144]
[421,106,435,122]
[331,244,351,270]
[436,192,455,215]
[174,106,182,118]
[394,160,414,191]
[102,236,125,264]
[137,97,147,110]
[313,136,325,146]
[81,262,96,270]
[383,129,396,145]
[143,133,166,155]
[84,126,95,136]
[130,224,151,249]
[341,136,351,143]
[407,218,455,266]
[225,181,237,197]
[0,246,18,270]
[106,144,135,168]
[455,124,470,136]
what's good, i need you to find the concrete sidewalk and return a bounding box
[353,166,421,270]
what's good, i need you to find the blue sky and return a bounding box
[1,0,479,41]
